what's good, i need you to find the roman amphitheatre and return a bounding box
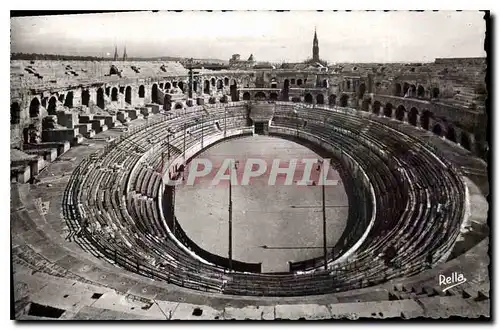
[10,21,490,320]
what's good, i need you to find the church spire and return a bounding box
[113,45,118,61]
[122,46,127,61]
[312,27,319,62]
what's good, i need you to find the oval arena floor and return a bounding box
[175,135,349,272]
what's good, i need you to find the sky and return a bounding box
[10,11,487,63]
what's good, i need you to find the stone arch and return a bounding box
[48,96,57,115]
[271,82,278,89]
[105,87,110,97]
[297,79,303,86]
[224,77,229,86]
[417,85,425,98]
[174,103,183,109]
[220,95,229,103]
[139,85,145,98]
[358,83,366,99]
[291,78,296,85]
[255,91,266,100]
[163,95,172,111]
[372,100,382,115]
[420,110,431,130]
[152,84,159,103]
[328,94,336,106]
[58,94,65,103]
[172,81,178,88]
[410,85,417,97]
[432,87,440,98]
[393,83,402,96]
[29,97,40,118]
[395,105,405,121]
[383,103,393,117]
[159,83,164,89]
[97,88,105,109]
[304,93,313,104]
[11,102,20,125]
[340,94,349,107]
[361,98,371,111]
[230,80,238,101]
[243,92,251,101]
[432,123,442,136]
[316,94,324,105]
[460,133,471,151]
[165,82,172,90]
[270,92,278,101]
[82,90,90,107]
[446,126,457,142]
[217,79,223,90]
[204,80,210,94]
[322,79,328,88]
[403,82,410,96]
[409,107,419,126]
[111,87,118,102]
[125,86,132,104]
[64,91,74,108]
[209,97,216,104]
[211,77,216,86]
[178,81,185,92]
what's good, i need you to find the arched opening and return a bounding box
[446,126,457,142]
[230,80,238,101]
[243,92,251,101]
[165,82,172,90]
[417,85,425,98]
[328,94,336,106]
[209,97,216,104]
[159,83,164,89]
[322,79,328,88]
[29,97,40,118]
[372,101,382,115]
[175,103,183,109]
[58,94,65,103]
[125,86,132,104]
[361,98,371,111]
[409,107,418,126]
[346,80,351,90]
[82,90,90,107]
[211,78,216,87]
[271,82,277,89]
[432,124,442,136]
[163,95,172,111]
[383,103,393,117]
[297,79,303,86]
[193,81,198,94]
[172,81,178,88]
[340,94,349,107]
[220,95,229,103]
[97,88,105,109]
[224,77,229,86]
[420,111,431,130]
[139,85,145,98]
[269,92,278,101]
[410,85,416,97]
[403,82,410,96]
[393,83,402,96]
[111,88,118,102]
[204,80,210,94]
[11,102,20,125]
[48,96,57,115]
[178,82,185,92]
[431,87,440,98]
[395,105,405,121]
[105,87,110,96]
[255,91,266,101]
[282,79,290,101]
[460,133,471,151]
[64,91,74,108]
[217,80,223,91]
[304,93,313,104]
[291,79,296,85]
[316,94,324,104]
[358,83,366,99]
[152,84,159,103]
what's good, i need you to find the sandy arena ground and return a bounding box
[175,135,349,272]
